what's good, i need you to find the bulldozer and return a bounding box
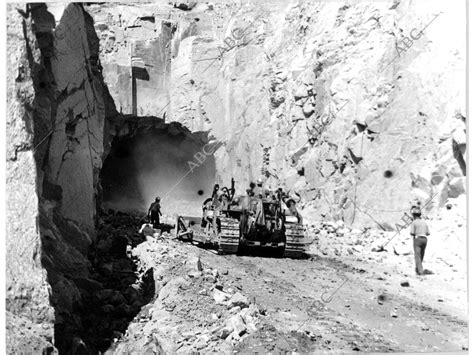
[175,179,305,258]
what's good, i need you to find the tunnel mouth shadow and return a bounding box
[39,209,157,354]
[100,123,217,217]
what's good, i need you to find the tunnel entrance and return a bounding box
[100,124,217,217]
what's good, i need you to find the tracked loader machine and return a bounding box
[175,179,305,258]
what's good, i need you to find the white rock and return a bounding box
[228,306,241,314]
[448,177,465,198]
[228,292,249,309]
[186,256,203,272]
[293,85,309,100]
[302,100,314,117]
[213,289,231,305]
[139,223,155,236]
[218,327,232,339]
[188,271,202,278]
[227,315,247,336]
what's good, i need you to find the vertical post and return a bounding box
[132,73,137,116]
[130,42,137,116]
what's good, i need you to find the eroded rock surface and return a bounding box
[86,0,466,228]
[6,1,466,353]
[6,5,55,353]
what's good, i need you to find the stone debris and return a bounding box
[228,292,250,309]
[226,314,247,337]
[377,294,386,305]
[139,223,155,237]
[187,271,203,278]
[229,306,241,314]
[213,289,231,305]
[105,218,266,353]
[186,256,203,272]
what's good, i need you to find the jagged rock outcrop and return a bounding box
[7,3,118,353]
[88,0,465,228]
[6,4,55,353]
[44,3,111,235]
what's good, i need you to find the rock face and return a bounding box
[6,4,55,353]
[7,3,117,353]
[44,3,112,235]
[6,0,466,353]
[87,0,465,228]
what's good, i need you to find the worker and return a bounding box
[201,196,212,227]
[220,188,230,211]
[148,197,162,228]
[211,184,220,208]
[240,188,252,211]
[410,205,432,275]
[252,178,267,225]
[286,198,303,224]
[254,178,265,198]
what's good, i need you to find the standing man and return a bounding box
[286,198,303,224]
[148,197,162,229]
[253,178,266,225]
[410,205,431,275]
[254,178,265,198]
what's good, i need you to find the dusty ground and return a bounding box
[106,211,468,354]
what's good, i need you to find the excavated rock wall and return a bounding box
[89,0,466,228]
[6,5,55,353]
[7,3,117,352]
[6,0,466,352]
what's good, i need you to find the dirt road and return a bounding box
[200,251,467,353]
[110,232,468,354]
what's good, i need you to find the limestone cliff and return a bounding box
[89,0,465,227]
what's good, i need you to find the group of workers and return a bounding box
[200,178,303,225]
[147,180,432,277]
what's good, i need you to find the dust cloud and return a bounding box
[101,128,217,216]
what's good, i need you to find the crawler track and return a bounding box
[283,223,305,258]
[218,219,241,254]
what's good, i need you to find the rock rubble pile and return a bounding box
[111,232,266,353]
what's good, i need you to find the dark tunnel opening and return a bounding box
[100,125,218,217]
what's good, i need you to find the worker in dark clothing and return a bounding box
[211,184,220,208]
[410,206,432,275]
[148,197,162,228]
[254,180,265,225]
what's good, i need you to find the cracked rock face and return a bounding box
[45,4,108,234]
[5,0,466,353]
[6,4,55,353]
[87,0,465,227]
[7,3,116,353]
